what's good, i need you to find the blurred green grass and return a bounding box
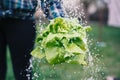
[89,24,120,77]
[6,47,15,80]
[6,23,120,80]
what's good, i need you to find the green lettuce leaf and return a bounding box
[31,17,91,65]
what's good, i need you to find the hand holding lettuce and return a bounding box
[31,17,91,65]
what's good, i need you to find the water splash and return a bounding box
[30,0,106,80]
[62,0,88,26]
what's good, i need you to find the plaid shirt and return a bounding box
[0,0,65,20]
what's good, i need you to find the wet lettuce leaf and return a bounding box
[31,17,91,65]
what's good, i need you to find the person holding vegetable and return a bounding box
[0,0,65,80]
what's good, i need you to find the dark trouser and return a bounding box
[0,18,36,80]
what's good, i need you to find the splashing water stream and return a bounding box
[27,0,106,80]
